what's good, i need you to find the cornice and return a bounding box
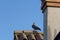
[41,0,60,13]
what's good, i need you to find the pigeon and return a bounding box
[32,22,41,31]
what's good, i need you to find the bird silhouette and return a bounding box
[32,22,41,31]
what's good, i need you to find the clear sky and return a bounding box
[0,0,43,40]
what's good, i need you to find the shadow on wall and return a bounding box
[54,32,60,40]
[23,39,27,40]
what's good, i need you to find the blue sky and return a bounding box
[0,0,43,40]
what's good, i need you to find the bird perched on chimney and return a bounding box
[32,22,41,31]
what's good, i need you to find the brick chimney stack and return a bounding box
[41,0,60,40]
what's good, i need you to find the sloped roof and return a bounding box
[14,30,43,40]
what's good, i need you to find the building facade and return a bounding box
[14,0,60,40]
[41,0,60,40]
[14,30,43,40]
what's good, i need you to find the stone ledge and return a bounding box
[41,0,60,13]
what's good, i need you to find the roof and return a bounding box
[14,30,43,40]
